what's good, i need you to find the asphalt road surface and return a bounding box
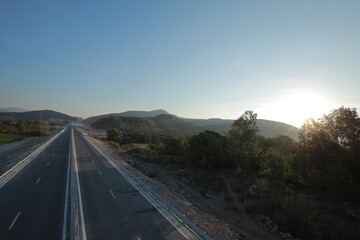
[73,128,187,240]
[0,127,70,240]
[0,126,191,240]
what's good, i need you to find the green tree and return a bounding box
[228,111,260,171]
[17,120,26,134]
[260,148,286,181]
[188,130,231,169]
[164,135,188,156]
[107,129,123,143]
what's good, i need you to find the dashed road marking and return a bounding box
[98,170,102,176]
[46,162,50,166]
[110,190,116,199]
[36,177,41,185]
[8,212,21,230]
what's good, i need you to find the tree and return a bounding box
[298,106,360,200]
[188,130,231,169]
[228,111,260,171]
[164,135,188,156]
[260,147,286,182]
[228,110,258,146]
[106,129,123,143]
[321,106,360,154]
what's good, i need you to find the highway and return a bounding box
[0,126,204,240]
[0,127,71,240]
[73,128,187,240]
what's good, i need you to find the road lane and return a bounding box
[73,128,188,240]
[0,128,70,240]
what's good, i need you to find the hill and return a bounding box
[91,114,199,135]
[0,110,77,124]
[0,107,28,113]
[84,109,169,125]
[90,110,299,139]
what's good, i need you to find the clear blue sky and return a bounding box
[1,0,359,127]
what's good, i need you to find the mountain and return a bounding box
[84,109,170,125]
[91,114,198,135]
[0,110,77,124]
[119,109,169,117]
[0,107,28,112]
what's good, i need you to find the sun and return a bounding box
[268,91,334,127]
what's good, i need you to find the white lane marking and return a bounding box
[137,237,141,240]
[72,128,87,240]
[98,170,102,176]
[92,159,94,164]
[0,128,66,190]
[46,162,50,166]
[84,136,192,240]
[36,177,41,184]
[110,190,116,199]
[8,212,21,230]
[53,153,55,157]
[62,135,71,240]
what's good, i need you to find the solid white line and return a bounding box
[8,212,21,230]
[73,128,87,240]
[110,190,116,199]
[46,162,50,166]
[61,135,71,240]
[36,177,41,185]
[98,170,102,176]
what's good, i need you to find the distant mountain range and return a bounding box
[87,110,299,140]
[0,107,29,113]
[0,110,78,124]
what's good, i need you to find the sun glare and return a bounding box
[267,91,334,127]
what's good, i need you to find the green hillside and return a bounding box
[91,114,199,135]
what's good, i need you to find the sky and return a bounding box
[1,0,359,127]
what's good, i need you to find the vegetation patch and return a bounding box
[0,133,26,145]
